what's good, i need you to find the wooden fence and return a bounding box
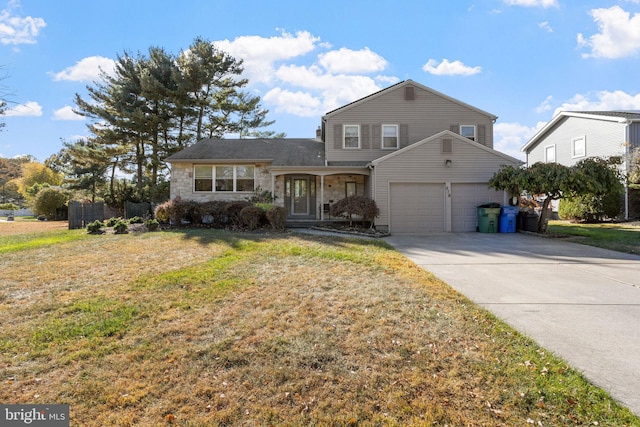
[68,201,104,229]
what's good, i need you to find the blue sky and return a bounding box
[1,0,640,162]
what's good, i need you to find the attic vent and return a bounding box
[442,139,452,153]
[405,86,414,101]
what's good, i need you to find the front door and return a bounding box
[292,178,309,215]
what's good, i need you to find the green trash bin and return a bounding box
[477,204,501,233]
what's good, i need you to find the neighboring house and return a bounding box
[521,111,640,219]
[166,79,521,234]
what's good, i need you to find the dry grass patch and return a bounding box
[1,229,638,426]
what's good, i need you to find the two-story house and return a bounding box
[166,79,521,234]
[522,111,640,219]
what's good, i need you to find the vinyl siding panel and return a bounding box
[325,84,495,164]
[526,117,626,166]
[373,134,518,228]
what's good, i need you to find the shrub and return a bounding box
[330,196,380,226]
[224,201,251,228]
[266,206,288,230]
[247,187,276,204]
[105,217,121,227]
[154,198,185,225]
[128,216,144,224]
[145,218,159,231]
[86,220,104,234]
[0,203,19,210]
[240,205,265,230]
[31,187,69,220]
[113,219,129,234]
[559,191,622,222]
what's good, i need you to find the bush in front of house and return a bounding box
[559,191,622,222]
[266,206,287,230]
[240,205,265,230]
[154,198,185,225]
[145,218,159,231]
[224,201,252,228]
[330,195,380,227]
[86,220,104,234]
[113,219,129,234]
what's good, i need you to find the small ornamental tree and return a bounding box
[330,195,380,227]
[489,157,623,233]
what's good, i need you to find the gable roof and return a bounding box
[521,111,640,152]
[165,138,326,167]
[371,130,521,166]
[323,79,498,121]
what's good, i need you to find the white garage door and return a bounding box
[390,183,444,234]
[451,184,503,232]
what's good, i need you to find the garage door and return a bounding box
[451,184,503,232]
[390,183,444,234]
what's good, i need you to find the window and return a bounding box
[194,165,255,192]
[344,125,360,149]
[345,182,357,197]
[460,125,476,141]
[572,136,586,158]
[215,166,234,192]
[382,124,399,149]
[194,165,213,191]
[545,145,556,163]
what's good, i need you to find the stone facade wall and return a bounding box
[321,175,366,204]
[169,162,273,202]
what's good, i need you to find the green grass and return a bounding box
[547,220,640,254]
[0,228,88,253]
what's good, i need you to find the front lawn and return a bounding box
[1,227,638,426]
[547,220,640,254]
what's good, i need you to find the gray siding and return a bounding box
[629,122,640,150]
[527,116,626,166]
[373,134,519,228]
[325,84,495,164]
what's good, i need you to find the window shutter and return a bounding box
[405,86,414,101]
[450,124,458,134]
[361,124,370,149]
[442,139,452,153]
[477,124,486,146]
[334,124,342,149]
[372,124,381,149]
[400,124,409,148]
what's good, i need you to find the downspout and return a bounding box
[624,122,631,220]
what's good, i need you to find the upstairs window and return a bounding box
[545,145,556,163]
[344,125,360,149]
[460,125,476,141]
[382,124,399,149]
[194,165,255,192]
[572,136,586,158]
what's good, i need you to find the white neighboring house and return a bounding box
[521,111,640,219]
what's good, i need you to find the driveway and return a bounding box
[385,232,640,416]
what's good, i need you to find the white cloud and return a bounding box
[52,56,116,82]
[263,88,321,117]
[503,0,558,7]
[4,101,42,117]
[0,0,46,45]
[318,47,387,74]
[552,90,640,116]
[536,95,554,113]
[214,30,321,84]
[494,121,546,159]
[53,105,84,121]
[422,59,481,76]
[538,21,553,32]
[578,6,640,59]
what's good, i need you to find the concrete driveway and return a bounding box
[385,232,640,416]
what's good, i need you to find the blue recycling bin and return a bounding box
[499,206,519,233]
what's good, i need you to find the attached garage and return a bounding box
[389,183,445,233]
[371,130,522,234]
[451,184,503,232]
